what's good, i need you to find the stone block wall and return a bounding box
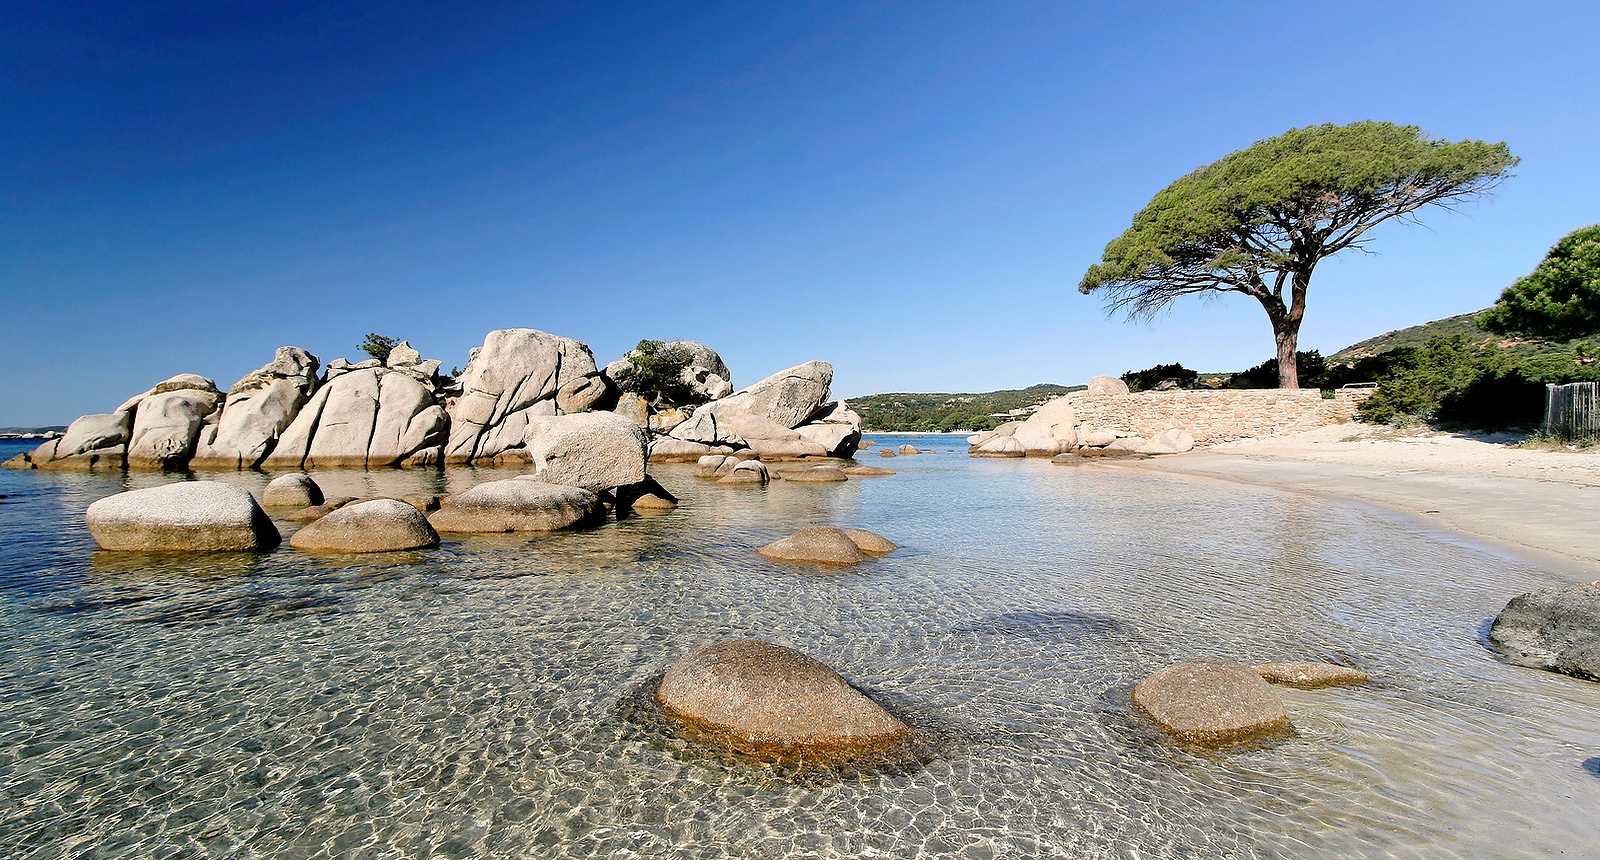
[1065,388,1372,446]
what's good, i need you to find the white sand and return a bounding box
[1115,423,1600,570]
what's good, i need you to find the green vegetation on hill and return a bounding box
[852,384,1081,432]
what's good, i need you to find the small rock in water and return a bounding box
[842,528,896,555]
[1488,581,1600,681]
[898,444,919,455]
[785,465,848,483]
[654,639,909,760]
[262,473,323,508]
[1252,662,1370,689]
[615,475,679,513]
[878,448,897,458]
[717,460,769,486]
[757,526,894,565]
[289,498,439,553]
[86,481,281,552]
[859,439,877,449]
[843,464,894,476]
[1132,660,1292,746]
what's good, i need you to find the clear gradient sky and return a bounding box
[4,1,1598,425]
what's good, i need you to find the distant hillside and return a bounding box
[1330,308,1598,369]
[852,384,1082,432]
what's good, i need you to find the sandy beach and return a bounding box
[1115,423,1600,570]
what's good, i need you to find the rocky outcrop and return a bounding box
[427,478,601,533]
[85,482,280,552]
[604,340,733,403]
[5,412,132,470]
[1132,660,1292,746]
[757,526,892,565]
[654,639,909,759]
[261,473,323,508]
[525,411,648,492]
[445,328,601,464]
[125,375,223,469]
[1252,662,1371,689]
[669,361,833,446]
[192,347,320,469]
[971,436,1025,458]
[1012,397,1077,456]
[263,365,448,469]
[289,498,440,553]
[1086,375,1130,396]
[1488,581,1600,681]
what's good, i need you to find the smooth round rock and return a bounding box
[1132,660,1292,746]
[842,528,896,555]
[655,639,908,758]
[1253,662,1371,689]
[289,498,439,553]
[878,449,897,458]
[261,473,323,508]
[427,479,601,533]
[859,439,877,448]
[758,527,866,565]
[616,475,679,512]
[86,481,280,552]
[785,465,848,483]
[897,444,919,455]
[1489,581,1600,681]
[718,460,769,485]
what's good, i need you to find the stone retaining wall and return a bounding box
[1066,388,1372,446]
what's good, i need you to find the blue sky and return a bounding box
[3,1,1597,425]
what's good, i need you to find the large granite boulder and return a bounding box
[192,347,320,469]
[85,482,280,552]
[289,498,440,553]
[793,400,863,458]
[605,340,733,404]
[1012,397,1077,456]
[654,639,908,759]
[126,375,223,469]
[444,329,600,463]
[1086,375,1131,396]
[669,361,832,446]
[264,367,448,469]
[1132,660,1292,746]
[8,412,132,470]
[523,411,648,492]
[1488,581,1600,681]
[971,435,1025,458]
[427,478,601,533]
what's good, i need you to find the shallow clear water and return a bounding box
[2,433,1598,859]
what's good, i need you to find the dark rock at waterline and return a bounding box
[85,481,281,552]
[1489,581,1600,681]
[1133,660,1292,746]
[1077,447,1149,460]
[655,639,908,759]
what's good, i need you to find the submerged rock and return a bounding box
[878,448,897,458]
[757,526,893,565]
[717,460,769,485]
[615,475,679,513]
[86,482,280,552]
[1488,581,1600,681]
[279,496,357,523]
[654,639,908,759]
[784,465,848,483]
[289,498,439,553]
[1252,662,1371,689]
[427,478,601,533]
[1132,660,1292,746]
[261,473,323,508]
[843,464,895,476]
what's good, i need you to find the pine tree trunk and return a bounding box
[1274,321,1300,389]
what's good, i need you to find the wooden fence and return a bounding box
[1545,382,1600,442]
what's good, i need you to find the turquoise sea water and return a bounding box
[2,433,1598,858]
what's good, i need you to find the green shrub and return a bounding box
[359,333,399,363]
[1121,363,1199,392]
[1480,225,1600,338]
[612,340,702,405]
[1357,335,1542,428]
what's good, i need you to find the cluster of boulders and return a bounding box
[647,360,863,463]
[4,328,862,475]
[967,378,1195,459]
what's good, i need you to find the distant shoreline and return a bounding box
[861,430,970,436]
